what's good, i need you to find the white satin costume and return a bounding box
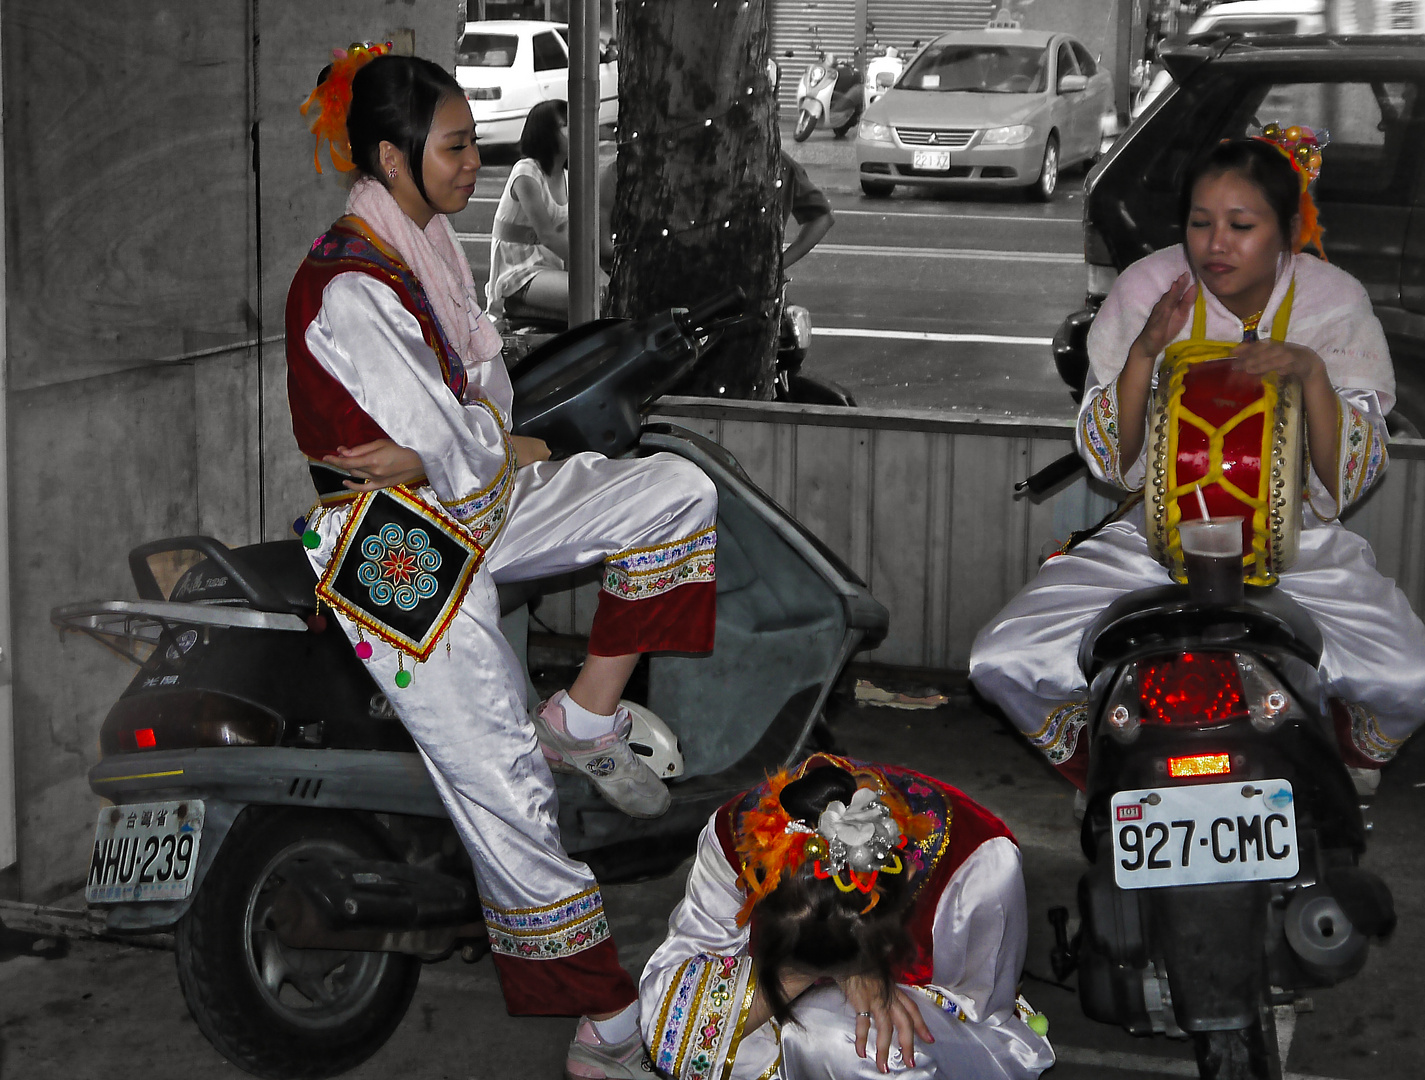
[286,216,718,1014]
[970,246,1425,779]
[639,756,1054,1080]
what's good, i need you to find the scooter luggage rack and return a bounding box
[51,600,308,665]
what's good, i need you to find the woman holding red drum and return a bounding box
[970,134,1425,790]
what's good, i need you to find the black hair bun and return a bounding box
[780,766,857,827]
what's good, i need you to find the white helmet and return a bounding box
[622,700,685,779]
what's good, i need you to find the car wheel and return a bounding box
[793,109,818,142]
[860,179,894,198]
[173,807,420,1079]
[1030,136,1059,202]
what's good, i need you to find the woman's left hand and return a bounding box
[324,440,426,491]
[838,973,934,1073]
[1231,340,1328,386]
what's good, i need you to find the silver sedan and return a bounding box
[855,28,1115,201]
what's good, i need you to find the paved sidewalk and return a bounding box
[2,678,1421,1080]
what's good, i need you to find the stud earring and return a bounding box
[388,168,398,180]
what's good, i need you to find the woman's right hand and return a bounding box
[1130,272,1197,363]
[838,973,934,1073]
[510,434,552,467]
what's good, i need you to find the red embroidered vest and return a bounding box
[285,216,468,461]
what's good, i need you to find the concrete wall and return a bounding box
[3,1,460,901]
[531,399,1425,673]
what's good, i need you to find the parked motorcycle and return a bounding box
[792,26,864,142]
[863,22,918,109]
[55,291,888,1079]
[1046,574,1394,1079]
[774,279,856,406]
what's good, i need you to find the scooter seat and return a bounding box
[1079,584,1323,679]
[502,295,567,333]
[224,541,322,614]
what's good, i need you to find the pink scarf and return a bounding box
[346,177,504,367]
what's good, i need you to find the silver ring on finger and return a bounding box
[856,1011,873,1018]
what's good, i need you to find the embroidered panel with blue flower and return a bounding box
[651,953,756,1080]
[1340,402,1387,511]
[316,486,483,661]
[603,526,717,600]
[482,886,611,959]
[1079,384,1126,488]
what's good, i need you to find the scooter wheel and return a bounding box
[793,109,818,142]
[174,807,420,1079]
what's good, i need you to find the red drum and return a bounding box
[1146,348,1303,587]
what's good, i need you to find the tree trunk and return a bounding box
[609,0,781,399]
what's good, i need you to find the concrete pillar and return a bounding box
[568,0,600,324]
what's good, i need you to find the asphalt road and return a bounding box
[455,125,1088,420]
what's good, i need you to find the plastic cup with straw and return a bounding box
[1178,482,1244,604]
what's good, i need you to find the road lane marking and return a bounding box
[456,233,1080,265]
[813,243,1081,263]
[831,208,1081,225]
[1055,1046,1343,1080]
[813,327,1053,347]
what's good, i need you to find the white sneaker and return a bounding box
[1347,766,1382,800]
[535,691,671,818]
[565,1018,654,1079]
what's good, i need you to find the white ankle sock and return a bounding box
[562,693,619,740]
[589,1001,639,1044]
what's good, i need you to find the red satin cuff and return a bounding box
[587,581,716,656]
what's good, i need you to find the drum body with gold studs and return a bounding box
[1146,349,1303,586]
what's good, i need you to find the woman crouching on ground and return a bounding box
[640,755,1054,1078]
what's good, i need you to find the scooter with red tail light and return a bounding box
[1048,567,1395,1079]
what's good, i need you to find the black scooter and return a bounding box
[54,292,887,1080]
[1050,575,1394,1079]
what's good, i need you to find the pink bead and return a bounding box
[354,641,373,660]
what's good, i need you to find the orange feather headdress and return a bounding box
[733,764,933,925]
[1253,121,1328,259]
[299,42,393,174]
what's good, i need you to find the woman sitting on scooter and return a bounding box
[970,135,1425,791]
[639,755,1055,1079]
[288,49,718,1077]
[485,99,572,323]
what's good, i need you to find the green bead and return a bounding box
[1027,1013,1049,1038]
[394,670,412,689]
[302,530,321,550]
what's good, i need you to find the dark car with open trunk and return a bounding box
[1055,34,1425,434]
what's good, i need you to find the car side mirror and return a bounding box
[1059,73,1088,93]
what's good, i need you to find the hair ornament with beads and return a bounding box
[734,765,932,924]
[300,42,393,174]
[1253,121,1329,258]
